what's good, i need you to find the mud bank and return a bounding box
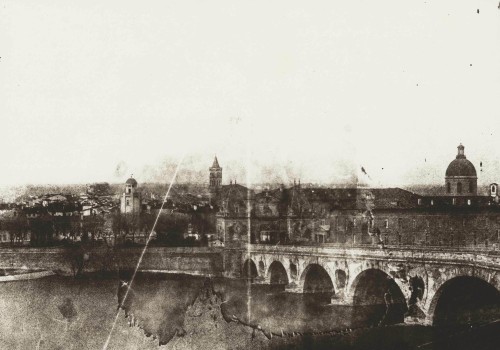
[120,278,434,350]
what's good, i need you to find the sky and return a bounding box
[1,0,499,188]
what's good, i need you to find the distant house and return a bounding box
[82,205,99,216]
[47,194,67,202]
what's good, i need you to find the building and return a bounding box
[120,177,141,214]
[209,156,222,194]
[215,182,254,246]
[213,145,500,249]
[445,143,477,196]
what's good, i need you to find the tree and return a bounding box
[111,212,123,244]
[124,213,139,244]
[189,205,216,243]
[6,214,28,246]
[155,212,189,246]
[111,212,142,245]
[82,214,105,244]
[29,213,54,246]
[88,182,112,196]
[65,245,89,278]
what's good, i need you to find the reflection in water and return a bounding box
[1,272,500,349]
[214,279,390,333]
[118,271,205,344]
[118,273,400,343]
[120,273,500,347]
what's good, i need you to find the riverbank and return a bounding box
[0,246,223,277]
[0,269,55,282]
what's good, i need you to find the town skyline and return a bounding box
[2,1,499,187]
[1,141,500,187]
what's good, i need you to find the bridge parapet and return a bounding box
[245,244,500,268]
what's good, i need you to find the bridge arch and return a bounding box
[299,263,335,293]
[348,268,408,324]
[267,260,289,285]
[349,268,407,305]
[428,275,500,326]
[241,258,258,279]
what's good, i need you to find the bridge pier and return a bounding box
[330,290,349,305]
[251,276,267,284]
[284,281,303,293]
[404,314,430,325]
[404,299,429,325]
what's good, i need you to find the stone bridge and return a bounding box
[224,244,500,325]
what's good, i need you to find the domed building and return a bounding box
[125,177,138,188]
[445,144,477,196]
[120,176,142,214]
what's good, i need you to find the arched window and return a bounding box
[457,182,462,194]
[447,182,451,193]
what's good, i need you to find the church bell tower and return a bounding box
[209,156,222,193]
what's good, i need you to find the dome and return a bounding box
[445,144,477,177]
[125,177,138,186]
[446,159,477,177]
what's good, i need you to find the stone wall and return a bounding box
[0,246,224,277]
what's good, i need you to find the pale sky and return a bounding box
[1,0,499,187]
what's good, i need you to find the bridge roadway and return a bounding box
[225,244,500,325]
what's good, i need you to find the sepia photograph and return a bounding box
[1,1,500,349]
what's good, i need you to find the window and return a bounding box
[353,218,357,227]
[467,199,471,205]
[126,199,130,206]
[418,198,422,205]
[457,182,462,194]
[452,198,456,205]
[447,182,451,193]
[492,185,497,195]
[431,200,434,206]
[469,181,474,193]
[398,218,403,228]
[412,220,416,229]
[384,219,389,229]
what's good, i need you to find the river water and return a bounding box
[0,272,499,349]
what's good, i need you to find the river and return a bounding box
[0,272,499,349]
